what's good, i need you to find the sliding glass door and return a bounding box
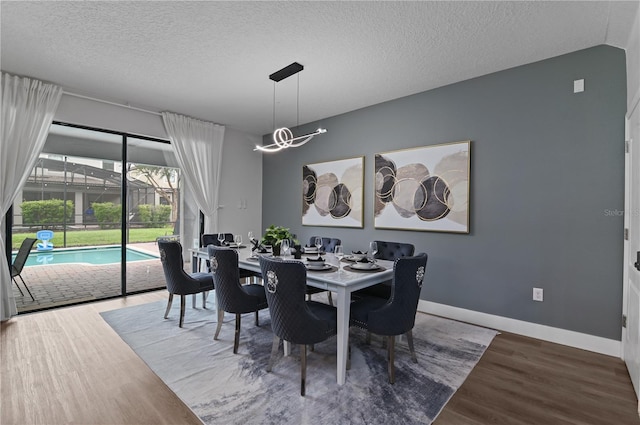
[9,123,179,313]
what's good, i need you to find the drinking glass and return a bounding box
[314,237,323,258]
[248,231,254,242]
[334,245,344,273]
[369,241,378,263]
[234,234,242,247]
[281,239,290,257]
[217,233,226,246]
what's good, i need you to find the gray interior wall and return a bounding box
[262,45,626,340]
[217,127,263,239]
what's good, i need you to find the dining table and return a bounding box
[190,245,394,385]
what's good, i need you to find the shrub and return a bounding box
[92,202,121,229]
[20,199,74,228]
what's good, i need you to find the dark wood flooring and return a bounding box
[436,332,640,424]
[2,292,638,424]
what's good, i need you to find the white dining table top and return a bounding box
[193,246,394,289]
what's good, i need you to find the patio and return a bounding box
[11,242,190,313]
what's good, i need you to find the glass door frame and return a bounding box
[5,121,175,313]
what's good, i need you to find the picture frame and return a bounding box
[302,156,364,228]
[374,141,470,233]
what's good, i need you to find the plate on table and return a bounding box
[349,262,382,271]
[349,253,368,261]
[306,263,335,272]
[228,243,246,249]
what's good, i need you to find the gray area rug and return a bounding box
[101,300,497,425]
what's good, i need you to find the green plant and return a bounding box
[20,199,74,227]
[261,225,297,247]
[93,202,121,229]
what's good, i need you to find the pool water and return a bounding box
[14,246,159,267]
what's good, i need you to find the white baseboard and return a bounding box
[418,300,621,358]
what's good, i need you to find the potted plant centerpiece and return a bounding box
[261,225,297,256]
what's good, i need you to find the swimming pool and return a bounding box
[14,246,159,267]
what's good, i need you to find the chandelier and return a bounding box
[255,62,327,153]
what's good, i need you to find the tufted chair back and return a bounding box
[202,233,233,247]
[366,253,428,336]
[309,236,342,253]
[259,256,337,345]
[158,240,202,295]
[208,245,265,313]
[158,240,215,328]
[373,240,415,261]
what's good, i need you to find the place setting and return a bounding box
[343,242,386,273]
[301,236,326,256]
[304,256,337,272]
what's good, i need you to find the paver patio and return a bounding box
[11,242,191,313]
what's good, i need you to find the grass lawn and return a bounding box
[11,227,174,251]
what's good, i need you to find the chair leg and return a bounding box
[12,277,25,297]
[267,335,280,372]
[164,293,174,319]
[179,295,186,328]
[347,341,351,370]
[406,330,417,363]
[233,313,241,354]
[214,307,224,340]
[255,310,259,326]
[388,335,395,384]
[300,344,307,397]
[327,292,333,306]
[202,291,207,309]
[17,275,34,301]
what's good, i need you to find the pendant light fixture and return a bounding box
[254,62,327,152]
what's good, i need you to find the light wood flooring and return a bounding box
[1,291,639,425]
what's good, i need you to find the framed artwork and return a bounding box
[374,140,470,233]
[302,156,364,228]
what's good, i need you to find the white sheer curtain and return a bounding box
[161,112,224,236]
[1,73,62,321]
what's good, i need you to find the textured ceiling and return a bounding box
[1,1,638,136]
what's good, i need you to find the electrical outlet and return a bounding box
[533,287,544,302]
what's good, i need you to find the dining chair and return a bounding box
[353,240,415,300]
[202,233,233,247]
[158,240,214,328]
[208,245,268,354]
[308,236,341,253]
[258,256,338,396]
[350,252,428,384]
[202,233,261,283]
[11,237,37,301]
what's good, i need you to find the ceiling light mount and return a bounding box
[255,62,327,153]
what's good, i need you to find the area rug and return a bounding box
[101,300,497,425]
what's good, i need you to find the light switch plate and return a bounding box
[573,79,584,93]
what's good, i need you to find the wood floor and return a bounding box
[2,292,638,425]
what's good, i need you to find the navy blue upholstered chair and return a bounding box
[202,233,261,282]
[350,253,428,384]
[259,256,338,396]
[353,240,415,300]
[208,246,268,354]
[158,240,214,328]
[308,236,341,253]
[202,233,233,247]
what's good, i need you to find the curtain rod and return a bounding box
[62,90,162,117]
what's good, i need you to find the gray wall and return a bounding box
[262,45,626,340]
